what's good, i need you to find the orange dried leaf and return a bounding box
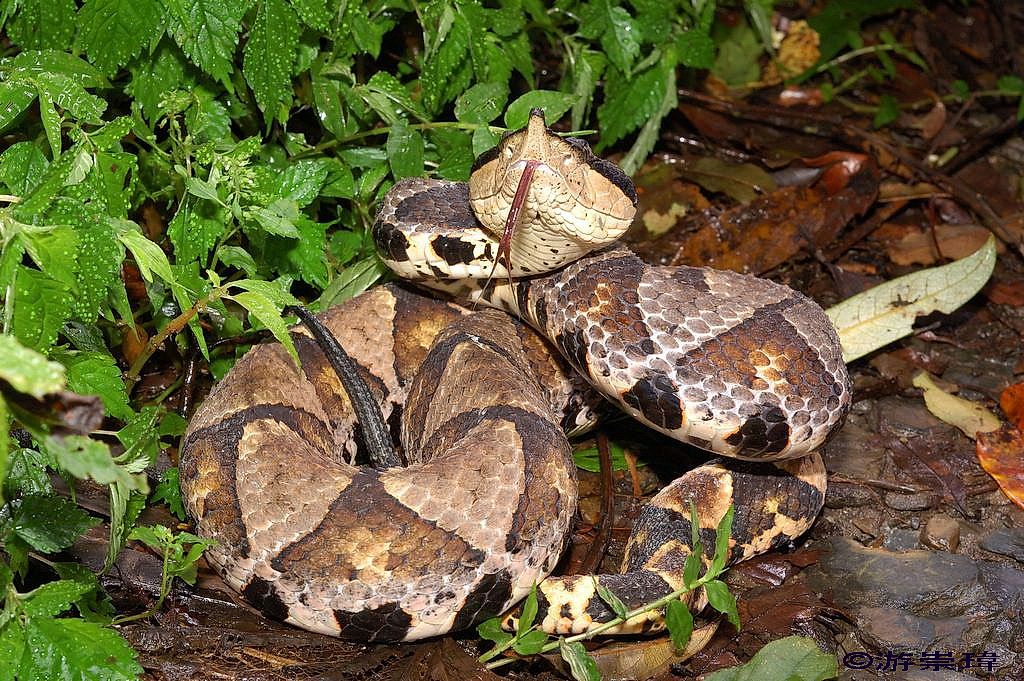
[999,383,1024,430]
[977,425,1024,510]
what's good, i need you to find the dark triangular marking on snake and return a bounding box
[287,305,402,469]
[334,601,415,642]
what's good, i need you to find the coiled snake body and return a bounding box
[180,110,850,642]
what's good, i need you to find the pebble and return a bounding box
[921,514,960,552]
[979,527,1024,562]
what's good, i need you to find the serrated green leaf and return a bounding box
[184,176,222,203]
[23,579,93,618]
[511,628,548,655]
[826,235,996,362]
[168,205,225,265]
[230,290,299,367]
[454,81,507,124]
[420,6,471,114]
[595,578,628,620]
[504,91,577,130]
[244,0,299,118]
[0,335,65,398]
[0,621,25,681]
[269,217,329,286]
[6,0,76,51]
[276,159,331,207]
[518,584,539,635]
[559,639,601,681]
[217,245,259,275]
[53,562,115,621]
[249,199,301,238]
[385,119,424,179]
[704,579,739,628]
[704,636,837,681]
[164,0,245,84]
[152,467,186,520]
[291,0,331,30]
[22,617,143,681]
[75,0,164,76]
[36,86,62,158]
[55,350,132,421]
[230,277,299,307]
[0,81,38,134]
[0,141,48,194]
[476,617,513,645]
[12,495,100,554]
[598,61,670,149]
[676,29,715,68]
[184,88,231,143]
[44,435,147,492]
[665,599,693,651]
[10,267,74,351]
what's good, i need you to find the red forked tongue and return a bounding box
[486,159,539,286]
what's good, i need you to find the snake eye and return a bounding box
[504,146,514,159]
[562,155,574,167]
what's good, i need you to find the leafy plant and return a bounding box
[477,505,742,679]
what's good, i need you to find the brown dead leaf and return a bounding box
[1000,382,1024,430]
[551,623,718,681]
[632,153,878,273]
[887,223,993,266]
[680,157,777,204]
[986,278,1024,306]
[976,425,1024,510]
[917,100,947,140]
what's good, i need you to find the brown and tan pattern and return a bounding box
[181,109,851,642]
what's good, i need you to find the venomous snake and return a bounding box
[180,110,851,642]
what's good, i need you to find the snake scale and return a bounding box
[180,110,851,642]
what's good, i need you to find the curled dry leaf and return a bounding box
[827,235,997,363]
[911,372,1001,438]
[976,425,1024,510]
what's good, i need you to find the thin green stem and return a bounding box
[483,569,721,670]
[111,543,171,626]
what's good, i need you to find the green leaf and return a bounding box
[56,350,132,421]
[0,335,65,398]
[807,0,916,63]
[420,5,471,114]
[504,91,577,129]
[243,0,300,118]
[269,217,329,287]
[0,142,48,195]
[873,94,900,128]
[291,0,331,30]
[44,435,147,491]
[276,159,331,207]
[665,599,693,651]
[168,205,225,265]
[164,0,246,84]
[229,278,299,307]
[75,0,165,76]
[572,440,629,473]
[10,267,74,351]
[704,579,739,629]
[53,562,116,621]
[386,120,425,179]
[152,467,186,520]
[595,579,628,620]
[230,290,300,367]
[711,505,735,574]
[217,245,259,275]
[117,226,176,285]
[0,81,38,134]
[511,629,548,655]
[518,584,539,635]
[682,550,702,588]
[22,617,143,681]
[559,639,601,681]
[598,61,671,148]
[704,636,838,681]
[6,0,76,51]
[249,199,301,238]
[12,495,100,554]
[454,81,507,124]
[676,29,716,69]
[316,256,385,309]
[476,617,513,646]
[0,621,25,681]
[23,579,93,618]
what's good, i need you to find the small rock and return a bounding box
[882,527,921,551]
[884,491,935,511]
[921,514,961,552]
[979,527,1024,562]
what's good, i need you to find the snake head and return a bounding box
[468,109,638,274]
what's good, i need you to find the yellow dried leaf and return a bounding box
[912,371,1001,438]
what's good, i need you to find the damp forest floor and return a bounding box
[7,2,1024,681]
